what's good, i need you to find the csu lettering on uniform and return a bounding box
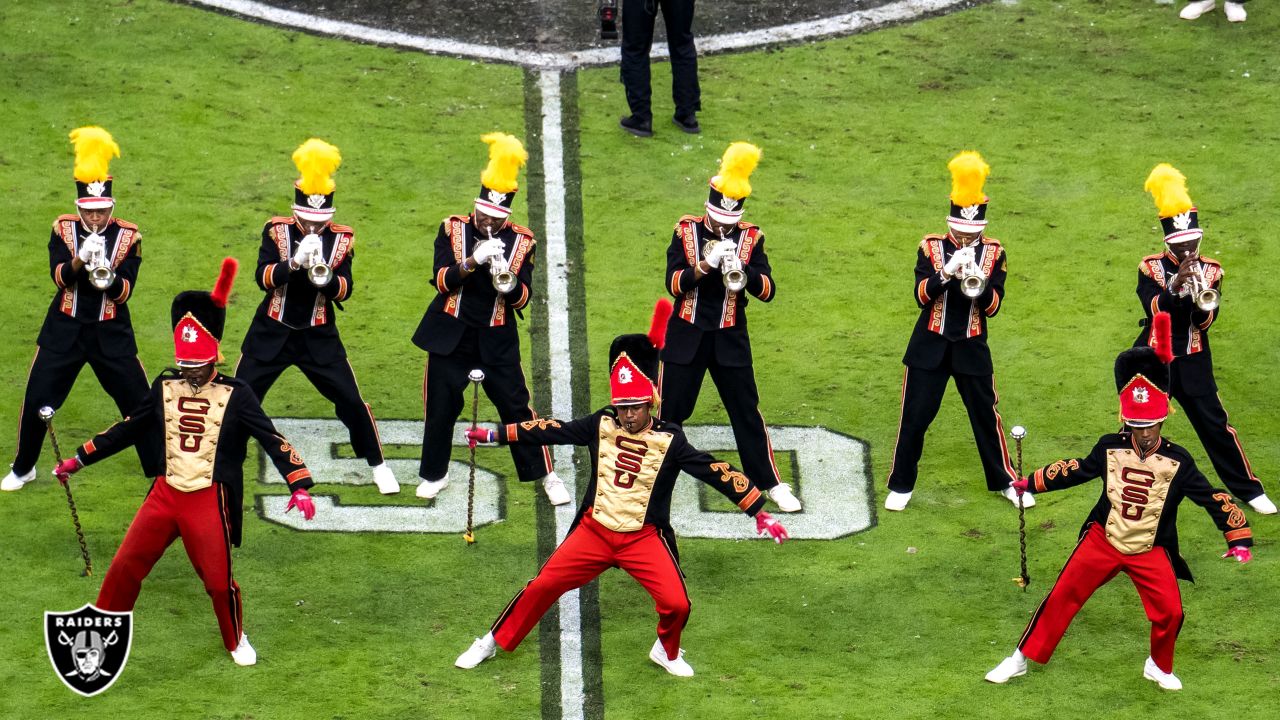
[176,396,212,451]
[613,436,648,487]
[1119,467,1156,519]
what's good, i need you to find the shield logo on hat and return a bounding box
[86,181,107,197]
[960,204,980,221]
[44,604,132,697]
[719,196,738,212]
[1172,211,1192,231]
[487,189,508,205]
[307,194,326,209]
[1132,386,1149,404]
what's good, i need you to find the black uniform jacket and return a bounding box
[499,408,768,556]
[662,215,775,368]
[38,215,142,358]
[1029,432,1252,581]
[412,215,536,366]
[902,233,1007,375]
[74,370,313,546]
[241,217,356,365]
[1133,251,1223,397]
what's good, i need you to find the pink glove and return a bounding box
[755,511,789,545]
[286,488,316,520]
[1223,546,1252,563]
[1011,477,1030,496]
[465,427,495,449]
[52,457,83,485]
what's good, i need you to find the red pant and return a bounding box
[1019,524,1184,673]
[492,512,690,661]
[96,479,243,652]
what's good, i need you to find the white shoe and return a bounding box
[230,634,257,666]
[455,633,497,669]
[1143,657,1182,690]
[541,472,573,506]
[883,490,912,511]
[1224,1,1247,21]
[984,651,1027,683]
[1247,494,1277,514]
[1001,486,1036,508]
[1180,0,1216,19]
[371,463,400,495]
[767,483,802,512]
[648,639,694,677]
[1,466,36,492]
[416,476,449,499]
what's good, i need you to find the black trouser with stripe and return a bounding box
[620,0,701,123]
[12,333,152,476]
[235,333,384,466]
[657,334,782,490]
[887,363,1016,493]
[419,329,551,483]
[1172,388,1264,502]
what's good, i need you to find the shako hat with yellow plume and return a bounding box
[706,142,761,224]
[474,133,527,219]
[946,151,990,234]
[70,126,120,210]
[1144,163,1201,246]
[291,139,342,223]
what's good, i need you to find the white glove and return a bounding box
[473,238,506,266]
[78,235,105,263]
[943,247,973,278]
[293,235,322,268]
[705,239,737,267]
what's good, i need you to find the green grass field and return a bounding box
[1,1,1277,718]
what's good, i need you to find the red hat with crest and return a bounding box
[608,299,673,406]
[172,258,238,367]
[1115,312,1173,427]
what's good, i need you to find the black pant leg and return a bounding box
[659,0,700,117]
[481,363,553,483]
[707,361,781,489]
[620,0,658,121]
[656,334,711,424]
[953,372,1018,491]
[1175,390,1264,501]
[87,350,158,473]
[232,352,291,404]
[12,345,88,474]
[419,351,470,481]
[886,365,950,493]
[297,358,385,466]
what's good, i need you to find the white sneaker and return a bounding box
[541,472,573,506]
[883,490,912,511]
[984,651,1027,683]
[416,476,449,499]
[1000,486,1036,508]
[1180,0,1216,19]
[648,638,694,677]
[1,466,36,492]
[455,633,497,669]
[1247,494,1277,514]
[1224,1,1246,21]
[230,634,257,666]
[371,463,400,495]
[768,483,802,512]
[1143,657,1182,690]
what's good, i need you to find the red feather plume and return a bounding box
[648,298,673,350]
[1152,311,1173,364]
[211,257,239,308]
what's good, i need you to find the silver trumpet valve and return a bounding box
[721,253,747,292]
[87,245,115,290]
[307,247,332,287]
[959,257,986,298]
[1187,261,1219,312]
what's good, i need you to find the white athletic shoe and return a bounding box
[1143,657,1182,690]
[541,472,573,506]
[883,490,912,511]
[1224,1,1247,21]
[768,483,802,512]
[984,651,1027,684]
[455,633,497,669]
[371,463,400,495]
[230,634,257,666]
[1,466,36,492]
[648,639,694,677]
[1247,494,1277,515]
[1000,486,1036,508]
[1180,0,1216,19]
[416,476,449,499]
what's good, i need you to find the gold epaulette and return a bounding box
[330,223,355,234]
[267,216,296,226]
[114,218,139,230]
[509,222,536,239]
[675,214,702,229]
[54,214,79,226]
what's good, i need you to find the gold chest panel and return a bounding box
[1103,449,1179,554]
[591,417,673,532]
[162,380,233,492]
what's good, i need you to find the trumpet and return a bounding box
[1187,261,1220,312]
[490,255,517,294]
[307,248,332,287]
[958,259,986,298]
[87,245,115,290]
[704,238,746,292]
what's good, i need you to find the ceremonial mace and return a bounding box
[40,406,92,576]
[464,369,485,545]
[1011,425,1029,591]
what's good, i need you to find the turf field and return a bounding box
[0,1,1277,718]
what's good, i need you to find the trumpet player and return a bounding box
[4,127,154,492]
[235,139,400,494]
[411,133,567,506]
[1137,164,1273,514]
[658,142,800,512]
[885,151,1019,511]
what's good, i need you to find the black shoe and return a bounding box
[672,114,700,134]
[619,115,653,138]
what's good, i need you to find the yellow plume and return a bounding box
[948,151,990,207]
[69,126,120,183]
[713,142,762,200]
[292,139,342,195]
[1144,164,1193,218]
[480,133,527,193]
